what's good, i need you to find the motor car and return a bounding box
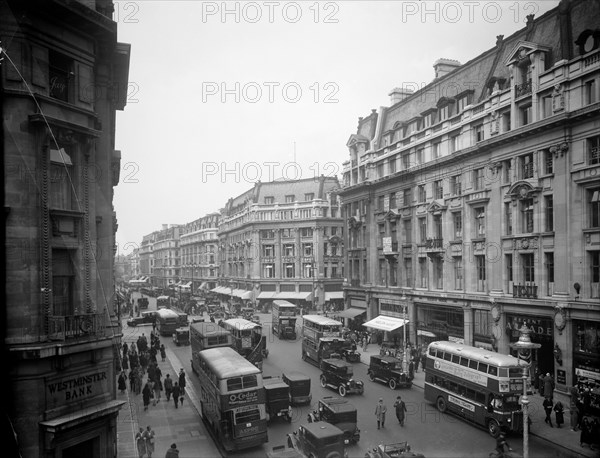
[282,371,312,406]
[340,347,361,363]
[308,396,360,445]
[137,297,149,310]
[367,355,413,390]
[126,311,157,327]
[172,327,190,346]
[320,357,364,397]
[364,442,425,458]
[285,421,348,458]
[250,315,262,325]
[264,376,292,423]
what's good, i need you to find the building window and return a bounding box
[418,217,427,243]
[418,185,427,203]
[474,207,485,237]
[473,168,484,190]
[390,261,398,287]
[264,196,274,204]
[542,96,552,118]
[416,148,424,165]
[545,195,554,232]
[503,159,512,183]
[454,257,463,290]
[433,258,443,289]
[52,249,75,316]
[403,188,412,206]
[389,192,397,209]
[589,188,600,228]
[303,243,313,257]
[263,263,275,278]
[433,180,443,199]
[591,251,600,298]
[432,141,441,159]
[303,263,314,278]
[522,253,535,283]
[502,111,511,132]
[449,134,459,153]
[404,258,413,287]
[475,255,486,292]
[402,153,410,169]
[505,202,513,235]
[584,79,596,105]
[451,212,462,240]
[283,244,295,257]
[49,50,73,102]
[378,195,385,211]
[389,158,396,174]
[588,136,600,165]
[304,193,314,201]
[300,227,313,237]
[377,163,384,178]
[49,148,73,210]
[285,195,295,203]
[378,223,385,246]
[419,257,428,288]
[473,124,484,143]
[403,219,412,244]
[521,198,534,233]
[520,153,534,179]
[262,245,274,257]
[545,253,554,296]
[505,254,513,294]
[520,104,532,126]
[284,263,295,278]
[450,175,462,196]
[544,150,554,175]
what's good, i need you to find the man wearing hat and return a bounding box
[543,372,555,400]
[375,398,387,429]
[165,443,179,458]
[394,395,407,426]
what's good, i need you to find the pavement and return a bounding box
[357,344,600,458]
[115,316,597,458]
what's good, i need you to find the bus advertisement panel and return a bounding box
[424,341,528,437]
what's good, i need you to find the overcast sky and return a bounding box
[113,0,559,255]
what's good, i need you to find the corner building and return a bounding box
[340,0,599,410]
[2,0,130,455]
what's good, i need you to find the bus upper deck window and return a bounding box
[478,363,488,373]
[488,366,498,376]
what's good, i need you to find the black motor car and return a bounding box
[308,396,360,445]
[367,355,413,389]
[126,311,156,327]
[264,376,292,423]
[282,371,312,406]
[284,422,348,458]
[319,357,364,397]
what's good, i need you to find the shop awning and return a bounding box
[198,282,208,290]
[40,400,125,432]
[257,292,277,299]
[324,292,344,301]
[275,292,312,301]
[337,307,366,319]
[417,330,436,338]
[231,289,252,299]
[363,315,409,332]
[240,291,252,300]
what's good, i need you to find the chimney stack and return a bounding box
[433,58,461,79]
[162,224,168,230]
[388,87,415,105]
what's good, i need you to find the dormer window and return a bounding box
[437,97,455,122]
[421,109,437,129]
[456,90,474,113]
[264,196,274,204]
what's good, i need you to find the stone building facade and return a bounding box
[179,213,220,293]
[340,0,599,409]
[2,0,130,455]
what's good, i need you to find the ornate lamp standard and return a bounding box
[509,324,541,458]
[400,294,410,373]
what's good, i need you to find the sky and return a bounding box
[113,0,560,255]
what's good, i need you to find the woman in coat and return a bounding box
[543,373,555,399]
[142,382,152,411]
[135,427,147,458]
[118,371,127,394]
[553,400,564,428]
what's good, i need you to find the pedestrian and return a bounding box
[570,385,580,432]
[165,443,179,458]
[393,395,407,426]
[375,398,387,429]
[153,375,162,403]
[135,427,147,458]
[123,342,129,359]
[164,374,173,401]
[408,359,415,379]
[544,372,555,400]
[142,426,155,458]
[142,381,153,411]
[172,382,181,408]
[494,432,512,456]
[118,371,127,394]
[178,369,186,405]
[539,372,545,397]
[554,400,564,428]
[421,353,427,372]
[122,353,129,371]
[543,397,554,427]
[160,344,166,362]
[580,416,594,449]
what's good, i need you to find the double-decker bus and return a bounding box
[301,315,351,367]
[155,308,180,336]
[271,300,297,339]
[424,341,531,437]
[190,322,234,375]
[196,347,268,451]
[220,318,266,369]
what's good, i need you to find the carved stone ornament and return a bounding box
[550,142,569,158]
[552,83,565,113]
[491,303,501,322]
[514,237,538,250]
[488,161,502,174]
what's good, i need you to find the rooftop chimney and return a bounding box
[162,224,168,230]
[433,58,461,79]
[388,87,415,105]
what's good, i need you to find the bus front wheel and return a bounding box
[436,397,447,413]
[487,419,501,437]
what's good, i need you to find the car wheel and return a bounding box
[320,375,327,388]
[389,379,397,390]
[436,396,447,413]
[368,371,376,382]
[487,419,501,437]
[338,385,347,397]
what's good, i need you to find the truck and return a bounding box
[264,376,292,423]
[272,300,298,340]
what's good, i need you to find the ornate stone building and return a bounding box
[2,0,130,455]
[340,0,599,408]
[179,213,220,293]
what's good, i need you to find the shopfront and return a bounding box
[573,320,600,418]
[415,303,464,347]
[506,314,554,377]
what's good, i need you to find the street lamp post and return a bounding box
[400,294,410,373]
[509,324,541,458]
